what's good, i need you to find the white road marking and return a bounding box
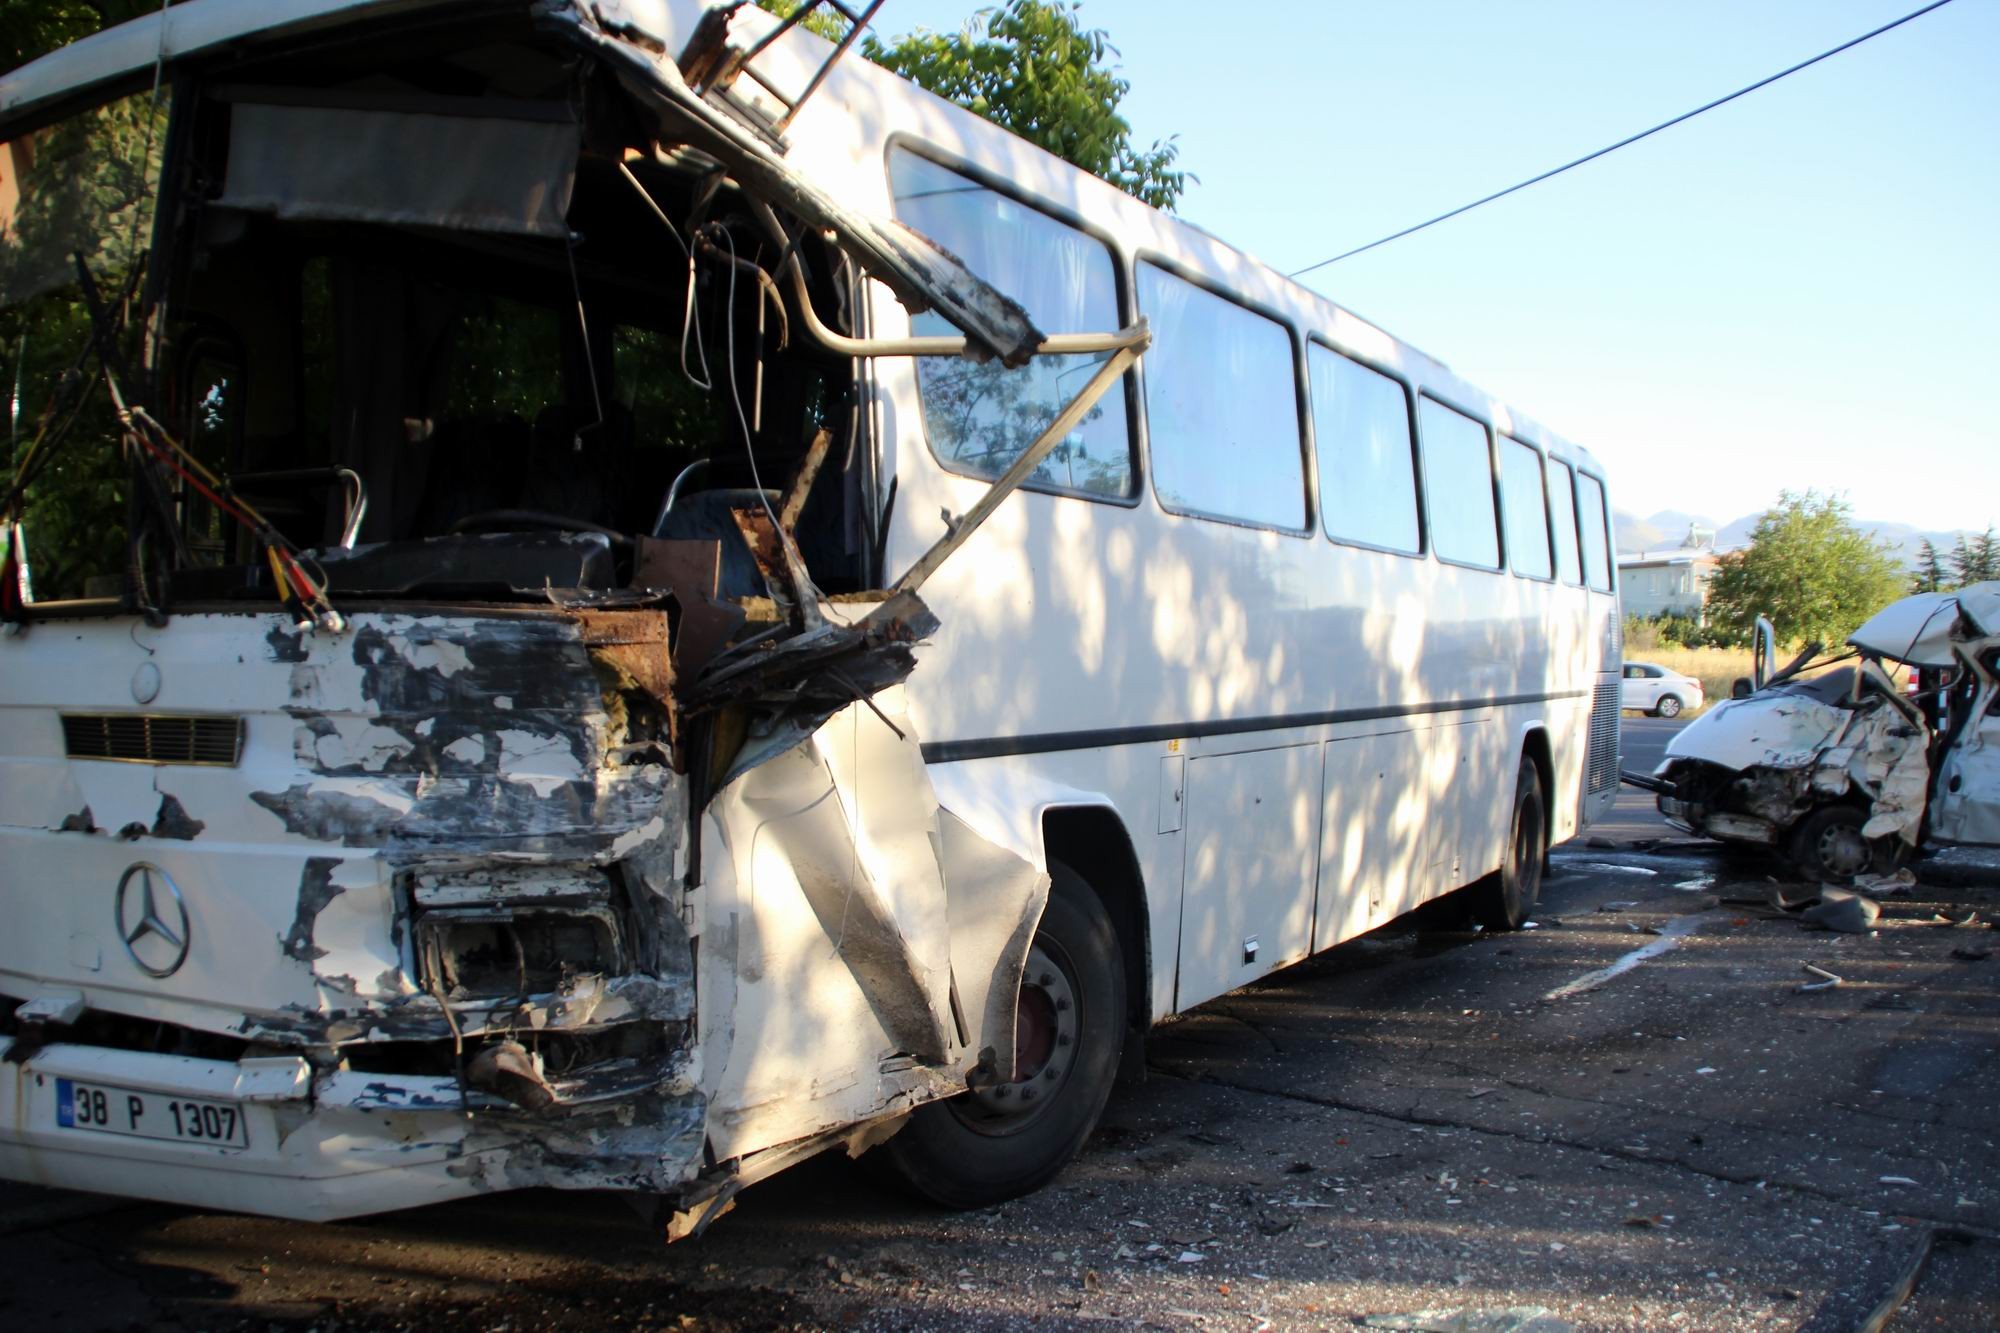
[1542,912,1711,1000]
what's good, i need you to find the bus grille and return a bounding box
[61,713,243,766]
[1585,681,1620,795]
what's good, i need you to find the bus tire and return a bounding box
[1472,759,1546,932]
[880,861,1125,1208]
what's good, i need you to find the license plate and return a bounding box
[55,1078,249,1149]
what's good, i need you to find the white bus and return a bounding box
[0,0,1620,1231]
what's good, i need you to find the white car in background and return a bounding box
[1621,661,1704,717]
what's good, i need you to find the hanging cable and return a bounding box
[717,225,788,542]
[1289,0,1959,277]
[563,234,607,445]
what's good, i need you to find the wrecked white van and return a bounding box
[1647,583,2000,879]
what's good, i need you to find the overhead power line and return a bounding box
[1287,0,1959,279]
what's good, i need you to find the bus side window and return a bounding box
[1577,471,1613,592]
[1546,456,1583,585]
[1416,397,1500,569]
[1137,262,1305,531]
[1308,344,1420,555]
[1498,435,1552,579]
[887,148,1133,499]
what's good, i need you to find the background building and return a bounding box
[1618,525,1720,620]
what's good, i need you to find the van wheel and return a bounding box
[1656,694,1684,718]
[880,861,1125,1208]
[1788,804,1904,882]
[1472,760,1546,931]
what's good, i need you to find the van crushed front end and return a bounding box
[1651,584,2000,878]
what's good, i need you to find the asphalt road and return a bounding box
[6,727,1998,1332]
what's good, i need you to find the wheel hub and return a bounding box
[1815,823,1871,878]
[960,942,1078,1128]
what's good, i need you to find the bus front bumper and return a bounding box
[0,1035,704,1221]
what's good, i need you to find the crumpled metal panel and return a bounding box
[698,689,1047,1162]
[1849,581,2000,666]
[1662,691,1850,774]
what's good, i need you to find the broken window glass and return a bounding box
[887,148,1132,499]
[1,89,170,599]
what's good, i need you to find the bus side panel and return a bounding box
[1173,743,1320,1008]
[1313,728,1424,951]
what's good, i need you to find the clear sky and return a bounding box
[874,0,1999,533]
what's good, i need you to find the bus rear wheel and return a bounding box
[1472,759,1546,931]
[880,861,1125,1208]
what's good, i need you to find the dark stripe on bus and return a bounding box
[918,689,1591,764]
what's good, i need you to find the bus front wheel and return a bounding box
[880,861,1126,1208]
[1473,760,1546,931]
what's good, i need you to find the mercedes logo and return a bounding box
[115,863,191,978]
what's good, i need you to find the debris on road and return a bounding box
[1853,1226,1938,1333]
[1854,868,1919,897]
[1799,963,1844,992]
[1800,887,1881,934]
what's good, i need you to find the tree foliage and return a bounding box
[865,2,1189,210]
[1703,491,1904,650]
[765,0,1189,210]
[2,1,164,72]
[1911,538,1948,594]
[1949,526,1998,587]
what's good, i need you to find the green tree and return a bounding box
[2,2,165,71]
[764,1,1189,210]
[1950,525,1998,586]
[1703,491,1905,649]
[1911,538,1948,594]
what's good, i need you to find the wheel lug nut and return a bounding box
[1021,1088,1038,1101]
[1057,1034,1071,1047]
[1039,973,1054,987]
[994,1086,1011,1099]
[1055,998,1070,1012]
[1045,1067,1059,1080]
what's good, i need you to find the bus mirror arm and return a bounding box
[886,332,1148,598]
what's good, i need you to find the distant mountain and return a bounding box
[1615,508,1984,571]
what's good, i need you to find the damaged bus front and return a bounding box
[0,0,1139,1229]
[1647,583,2000,880]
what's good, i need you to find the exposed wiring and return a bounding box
[118,400,343,631]
[615,161,719,392]
[563,234,607,443]
[717,225,790,546]
[1289,0,1959,277]
[682,251,715,391]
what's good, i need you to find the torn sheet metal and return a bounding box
[538,0,1047,366]
[1849,581,2000,667]
[698,688,1047,1163]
